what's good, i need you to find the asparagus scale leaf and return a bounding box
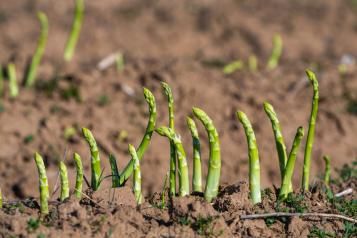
[59,161,69,201]
[34,152,49,215]
[237,111,261,204]
[161,82,176,196]
[119,88,157,185]
[156,127,190,197]
[73,153,83,199]
[279,127,304,200]
[192,107,221,202]
[82,128,101,191]
[187,116,202,193]
[128,144,142,205]
[25,11,48,87]
[302,69,319,191]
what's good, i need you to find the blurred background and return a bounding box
[0,0,356,199]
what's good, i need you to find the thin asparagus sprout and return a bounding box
[73,153,83,199]
[0,188,2,209]
[302,69,319,191]
[279,127,304,200]
[186,116,202,193]
[59,161,69,201]
[161,172,169,209]
[64,0,84,62]
[267,34,283,70]
[248,55,258,72]
[223,60,244,75]
[192,107,221,202]
[108,154,120,188]
[119,88,157,185]
[323,155,331,187]
[34,152,49,215]
[236,111,261,204]
[263,102,288,184]
[7,63,18,98]
[82,127,101,191]
[161,82,176,196]
[128,144,142,205]
[155,127,190,197]
[0,65,4,96]
[25,12,48,87]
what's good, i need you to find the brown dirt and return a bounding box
[0,0,356,236]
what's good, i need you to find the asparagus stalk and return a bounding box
[267,34,283,70]
[82,128,101,191]
[7,63,18,98]
[64,0,84,62]
[186,116,202,193]
[302,69,319,191]
[128,144,142,205]
[25,12,48,87]
[0,188,2,209]
[223,60,244,75]
[248,55,258,72]
[236,111,261,204]
[323,155,331,187]
[34,152,49,215]
[161,82,176,196]
[156,127,190,197]
[59,161,69,201]
[73,153,83,199]
[279,127,304,200]
[108,154,120,188]
[161,172,169,209]
[0,65,4,96]
[192,107,221,202]
[263,102,289,186]
[119,88,157,185]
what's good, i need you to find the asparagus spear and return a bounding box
[73,153,83,199]
[34,152,49,215]
[128,144,142,205]
[59,161,69,201]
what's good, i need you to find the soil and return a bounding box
[0,0,356,237]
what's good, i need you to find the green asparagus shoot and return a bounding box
[25,12,48,87]
[248,55,258,72]
[161,82,176,196]
[0,65,4,96]
[302,69,319,191]
[160,172,169,209]
[119,88,157,185]
[267,34,283,70]
[236,111,261,204]
[223,60,244,75]
[7,63,18,98]
[128,144,142,205]
[64,0,84,62]
[82,127,101,191]
[263,102,289,186]
[108,154,120,188]
[34,152,49,215]
[323,155,331,187]
[73,153,83,199]
[116,53,125,72]
[0,188,2,209]
[186,116,202,193]
[156,127,190,197]
[59,161,69,201]
[192,107,221,202]
[279,127,304,200]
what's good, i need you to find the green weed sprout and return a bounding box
[64,0,84,62]
[73,153,83,199]
[119,88,157,185]
[267,34,283,70]
[108,154,120,187]
[156,127,190,197]
[128,144,142,205]
[236,111,261,204]
[223,60,244,75]
[59,161,69,201]
[0,65,3,96]
[279,127,304,200]
[186,116,202,193]
[82,128,101,191]
[34,152,49,215]
[302,69,319,191]
[248,55,258,72]
[25,12,48,87]
[192,107,221,202]
[323,155,331,187]
[263,102,288,186]
[161,82,176,196]
[7,63,18,98]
